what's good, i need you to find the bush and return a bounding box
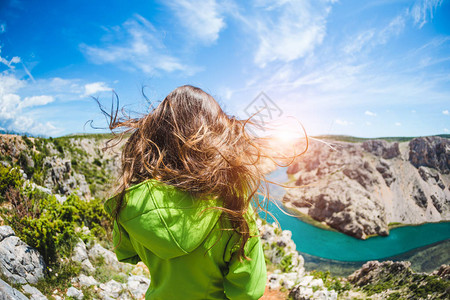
[6,186,111,265]
[0,164,23,203]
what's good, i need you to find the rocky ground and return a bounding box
[1,216,448,299]
[283,136,450,239]
[0,133,449,299]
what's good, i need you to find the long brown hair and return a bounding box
[105,85,270,258]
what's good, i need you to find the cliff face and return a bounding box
[0,134,122,200]
[283,136,450,239]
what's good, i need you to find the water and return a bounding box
[259,168,450,262]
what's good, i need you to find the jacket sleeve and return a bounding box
[223,230,267,299]
[112,220,141,264]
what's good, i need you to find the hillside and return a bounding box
[283,136,450,239]
[0,133,448,299]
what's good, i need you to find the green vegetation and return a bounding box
[310,270,351,294]
[0,153,113,297]
[0,164,23,203]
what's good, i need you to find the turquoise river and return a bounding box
[258,168,450,262]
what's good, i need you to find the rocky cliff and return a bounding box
[283,136,450,239]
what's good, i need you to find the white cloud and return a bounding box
[410,0,443,28]
[81,14,192,75]
[378,15,406,44]
[343,30,375,54]
[335,119,352,126]
[19,95,54,109]
[84,82,111,96]
[0,72,60,136]
[344,15,405,55]
[395,122,402,126]
[443,110,449,115]
[0,23,5,33]
[165,0,226,44]
[444,128,449,132]
[246,0,334,67]
[0,47,21,69]
[365,110,377,117]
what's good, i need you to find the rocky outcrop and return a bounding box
[409,136,450,174]
[348,261,412,287]
[259,220,338,299]
[71,239,95,274]
[362,140,400,159]
[43,156,90,198]
[22,284,47,300]
[0,226,46,285]
[283,137,450,239]
[348,261,450,299]
[432,264,450,280]
[0,278,29,300]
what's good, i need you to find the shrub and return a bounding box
[0,164,23,203]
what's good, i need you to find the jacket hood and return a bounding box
[104,180,222,260]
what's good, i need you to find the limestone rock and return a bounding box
[431,264,450,280]
[283,137,450,239]
[66,287,83,300]
[127,275,150,299]
[99,279,124,299]
[362,140,400,159]
[348,261,411,287]
[0,278,29,300]
[22,284,47,300]
[73,274,98,287]
[289,284,338,300]
[0,226,15,242]
[88,243,128,272]
[409,136,450,174]
[43,156,90,197]
[72,240,89,262]
[0,229,46,284]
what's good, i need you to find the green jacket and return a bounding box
[104,179,266,299]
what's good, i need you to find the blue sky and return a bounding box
[0,0,449,137]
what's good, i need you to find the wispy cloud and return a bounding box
[81,14,193,75]
[344,14,405,55]
[84,82,111,97]
[164,0,226,44]
[240,0,334,67]
[365,110,377,117]
[335,119,352,126]
[443,110,449,115]
[395,122,402,126]
[409,0,444,28]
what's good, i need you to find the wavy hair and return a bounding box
[104,85,274,259]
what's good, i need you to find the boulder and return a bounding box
[431,264,450,280]
[99,279,124,299]
[0,278,29,300]
[127,275,150,299]
[88,243,127,272]
[22,284,47,300]
[0,227,46,285]
[409,137,450,174]
[362,140,400,159]
[348,261,411,287]
[66,287,83,300]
